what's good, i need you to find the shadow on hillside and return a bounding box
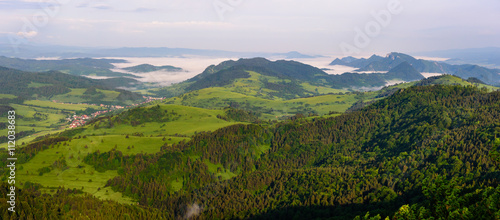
[245,198,413,220]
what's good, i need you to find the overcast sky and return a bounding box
[1,0,499,55]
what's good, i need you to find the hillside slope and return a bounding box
[0,67,146,146]
[384,61,424,81]
[111,84,500,219]
[5,84,498,219]
[155,74,498,120]
[0,104,251,206]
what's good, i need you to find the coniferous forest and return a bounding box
[1,84,499,219]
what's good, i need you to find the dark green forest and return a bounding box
[123,64,184,73]
[0,67,144,104]
[0,56,134,78]
[2,84,499,219]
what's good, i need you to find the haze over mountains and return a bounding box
[3,42,500,87]
[122,64,185,73]
[330,52,500,86]
[180,56,427,92]
[415,47,500,68]
[3,43,500,69]
[0,44,321,59]
[2,51,499,94]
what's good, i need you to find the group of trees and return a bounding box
[217,108,261,123]
[91,105,180,129]
[2,84,500,219]
[81,85,500,219]
[0,182,168,219]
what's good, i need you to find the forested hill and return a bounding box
[116,85,500,219]
[10,84,497,219]
[153,57,430,99]
[0,67,143,104]
[122,64,184,73]
[0,56,135,78]
[190,57,427,89]
[189,57,329,83]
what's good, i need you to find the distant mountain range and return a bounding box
[414,47,500,68]
[122,64,184,73]
[0,54,430,100]
[330,52,500,86]
[0,43,321,59]
[0,56,134,78]
[1,51,498,98]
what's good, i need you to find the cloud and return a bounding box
[92,4,112,10]
[133,7,154,13]
[76,2,90,8]
[148,21,234,29]
[76,1,112,10]
[17,31,38,38]
[0,0,57,10]
[4,0,499,54]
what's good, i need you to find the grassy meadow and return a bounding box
[13,104,245,203]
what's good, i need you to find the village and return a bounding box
[59,96,166,129]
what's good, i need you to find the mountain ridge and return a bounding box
[0,56,134,78]
[122,64,184,73]
[414,47,500,68]
[330,52,500,86]
[0,44,321,59]
[385,61,424,81]
[154,57,434,99]
[0,66,144,105]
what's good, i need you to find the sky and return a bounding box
[0,0,499,56]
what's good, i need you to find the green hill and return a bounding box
[0,67,146,146]
[152,57,431,100]
[0,67,144,105]
[96,84,500,219]
[122,64,184,73]
[3,84,499,219]
[0,56,136,77]
[155,74,498,120]
[384,61,424,81]
[416,74,500,91]
[0,104,248,204]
